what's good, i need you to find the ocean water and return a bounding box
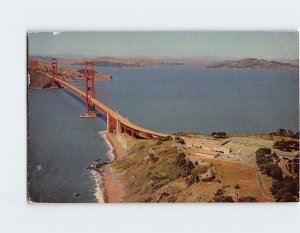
[28,65,299,202]
[28,89,112,203]
[70,65,299,134]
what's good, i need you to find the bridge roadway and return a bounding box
[48,74,168,138]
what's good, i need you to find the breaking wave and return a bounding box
[90,130,116,203]
[98,130,115,162]
[91,170,105,203]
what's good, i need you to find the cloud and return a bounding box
[53,32,61,36]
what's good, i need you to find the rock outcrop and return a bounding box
[28,60,60,88]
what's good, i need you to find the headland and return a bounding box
[89,130,299,203]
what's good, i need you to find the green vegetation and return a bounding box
[273,140,299,152]
[173,132,201,138]
[271,177,299,202]
[255,147,299,202]
[256,148,283,180]
[174,136,186,144]
[234,184,241,189]
[270,128,299,139]
[192,165,209,176]
[237,196,257,202]
[292,155,300,174]
[111,138,215,202]
[212,188,234,202]
[158,136,173,142]
[211,132,227,138]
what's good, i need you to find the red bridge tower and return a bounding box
[51,58,59,87]
[80,61,97,118]
[51,58,58,77]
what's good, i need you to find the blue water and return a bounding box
[28,89,111,203]
[28,65,299,202]
[69,65,299,134]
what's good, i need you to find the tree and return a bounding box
[273,140,299,152]
[211,132,227,138]
[256,148,271,157]
[270,165,283,180]
[271,177,299,202]
[282,193,298,202]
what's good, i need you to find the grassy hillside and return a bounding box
[108,136,265,202]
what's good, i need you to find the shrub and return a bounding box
[159,136,173,142]
[234,184,241,189]
[271,177,299,202]
[256,148,272,157]
[237,196,257,202]
[174,136,186,144]
[192,165,209,176]
[273,140,299,152]
[211,132,227,138]
[212,188,234,202]
[270,128,299,139]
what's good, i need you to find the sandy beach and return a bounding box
[97,133,127,203]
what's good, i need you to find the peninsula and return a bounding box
[89,130,299,203]
[206,58,298,71]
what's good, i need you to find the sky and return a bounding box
[28,31,299,60]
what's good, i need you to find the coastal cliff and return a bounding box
[93,134,254,203]
[92,131,299,203]
[104,135,218,203]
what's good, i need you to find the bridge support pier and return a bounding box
[116,118,121,135]
[131,130,135,138]
[123,126,128,136]
[49,58,167,140]
[107,112,110,132]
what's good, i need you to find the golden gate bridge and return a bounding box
[49,58,168,139]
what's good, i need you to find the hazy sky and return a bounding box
[28,31,299,60]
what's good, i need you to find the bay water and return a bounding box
[28,65,299,202]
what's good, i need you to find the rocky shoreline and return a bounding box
[88,133,220,203]
[85,131,299,203]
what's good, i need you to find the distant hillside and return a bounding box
[90,57,184,67]
[29,56,184,67]
[206,58,298,71]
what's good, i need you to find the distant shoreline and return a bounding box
[205,58,298,71]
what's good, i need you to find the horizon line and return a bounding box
[28,54,299,61]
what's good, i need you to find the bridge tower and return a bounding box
[51,58,58,77]
[50,58,61,88]
[80,60,97,118]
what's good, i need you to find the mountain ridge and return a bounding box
[206,58,298,71]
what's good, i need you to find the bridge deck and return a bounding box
[48,74,168,138]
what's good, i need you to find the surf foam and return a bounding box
[90,130,116,203]
[98,130,115,162]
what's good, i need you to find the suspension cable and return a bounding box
[97,77,117,111]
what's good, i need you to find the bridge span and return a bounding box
[48,59,168,139]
